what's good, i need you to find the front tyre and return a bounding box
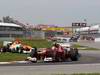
[70,48,79,61]
[70,54,78,61]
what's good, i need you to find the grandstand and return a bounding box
[0,22,24,38]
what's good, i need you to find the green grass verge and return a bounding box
[0,39,99,50]
[0,41,3,47]
[21,39,53,48]
[83,47,100,50]
[52,73,100,75]
[73,44,86,48]
[0,39,53,48]
[0,52,29,62]
[72,73,100,75]
[73,44,99,50]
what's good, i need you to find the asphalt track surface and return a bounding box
[76,41,100,49]
[1,63,100,75]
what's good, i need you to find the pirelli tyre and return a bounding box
[27,57,37,63]
[70,48,79,61]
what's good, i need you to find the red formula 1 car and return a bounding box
[27,47,79,62]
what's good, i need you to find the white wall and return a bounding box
[95,38,100,42]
